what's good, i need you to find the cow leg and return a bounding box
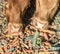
[5,0,22,34]
[32,0,58,29]
[25,0,58,36]
[5,0,30,34]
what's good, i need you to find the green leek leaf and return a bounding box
[33,30,39,46]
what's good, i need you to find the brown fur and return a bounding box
[5,0,30,33]
[59,0,60,5]
[5,0,60,33]
[6,0,30,23]
[35,0,59,22]
[6,0,60,24]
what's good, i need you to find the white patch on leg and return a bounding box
[36,22,44,28]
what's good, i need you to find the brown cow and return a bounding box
[5,0,60,34]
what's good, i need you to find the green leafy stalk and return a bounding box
[33,30,39,46]
[7,48,15,52]
[37,38,42,45]
[50,47,60,51]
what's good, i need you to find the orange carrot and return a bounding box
[40,29,55,34]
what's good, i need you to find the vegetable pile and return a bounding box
[0,0,60,54]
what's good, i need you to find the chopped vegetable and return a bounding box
[37,38,42,45]
[33,30,39,46]
[24,36,34,42]
[50,47,60,51]
[7,48,15,52]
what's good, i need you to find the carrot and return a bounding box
[40,29,55,34]
[45,42,51,47]
[0,48,4,54]
[44,33,48,40]
[5,32,19,38]
[23,49,27,54]
[27,48,33,54]
[16,49,21,54]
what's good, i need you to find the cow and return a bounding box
[5,0,60,34]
